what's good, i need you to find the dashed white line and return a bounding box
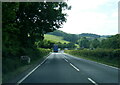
[64,53,119,70]
[63,57,80,72]
[70,63,80,72]
[88,78,98,85]
[64,58,68,62]
[17,54,50,84]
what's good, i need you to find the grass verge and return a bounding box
[2,48,51,83]
[65,49,119,68]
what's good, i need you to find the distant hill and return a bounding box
[44,34,79,48]
[100,35,112,38]
[47,30,78,43]
[47,30,67,37]
[46,30,112,42]
[44,34,70,44]
[79,33,100,38]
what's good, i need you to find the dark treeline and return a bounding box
[78,34,120,49]
[2,2,70,79]
[36,40,76,50]
[47,30,120,50]
[65,34,120,67]
[79,33,100,38]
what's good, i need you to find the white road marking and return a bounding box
[95,62,119,70]
[88,78,98,85]
[70,63,80,72]
[17,53,50,84]
[63,57,80,72]
[64,58,68,62]
[63,53,119,70]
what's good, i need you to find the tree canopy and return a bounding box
[2,2,70,57]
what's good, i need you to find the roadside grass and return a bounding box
[3,56,47,83]
[70,54,118,68]
[65,49,119,68]
[2,48,51,83]
[44,34,70,44]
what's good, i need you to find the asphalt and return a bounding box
[4,52,120,85]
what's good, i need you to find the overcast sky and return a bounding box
[60,0,119,35]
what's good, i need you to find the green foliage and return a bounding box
[57,42,76,49]
[16,2,70,47]
[65,49,120,67]
[100,34,120,49]
[44,34,77,49]
[63,34,78,43]
[78,37,90,48]
[35,40,55,49]
[90,38,100,49]
[47,30,120,50]
[47,30,79,43]
[2,2,70,76]
[48,30,67,37]
[2,48,51,74]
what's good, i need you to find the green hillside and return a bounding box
[44,34,70,44]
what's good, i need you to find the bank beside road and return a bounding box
[64,49,120,68]
[2,48,51,83]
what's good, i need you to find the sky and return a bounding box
[60,0,119,35]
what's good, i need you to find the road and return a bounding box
[17,52,119,85]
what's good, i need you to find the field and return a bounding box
[44,34,70,44]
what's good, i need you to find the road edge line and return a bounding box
[64,53,119,70]
[16,52,51,84]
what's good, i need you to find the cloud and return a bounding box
[60,0,118,35]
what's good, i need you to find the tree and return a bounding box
[63,34,78,43]
[90,38,100,49]
[2,2,70,56]
[16,2,70,48]
[79,37,90,48]
[2,2,20,57]
[100,34,120,49]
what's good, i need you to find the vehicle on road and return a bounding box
[53,44,58,52]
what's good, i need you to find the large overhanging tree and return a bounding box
[16,2,70,47]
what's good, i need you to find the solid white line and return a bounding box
[70,63,80,72]
[88,78,98,85]
[17,54,50,84]
[95,62,119,70]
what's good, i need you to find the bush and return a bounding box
[2,48,51,75]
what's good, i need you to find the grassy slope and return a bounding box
[65,50,119,68]
[44,34,70,43]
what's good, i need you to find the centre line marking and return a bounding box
[70,63,80,72]
[64,58,68,62]
[88,78,98,85]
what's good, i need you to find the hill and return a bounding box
[79,33,100,38]
[47,30,78,43]
[47,30,110,42]
[44,34,70,44]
